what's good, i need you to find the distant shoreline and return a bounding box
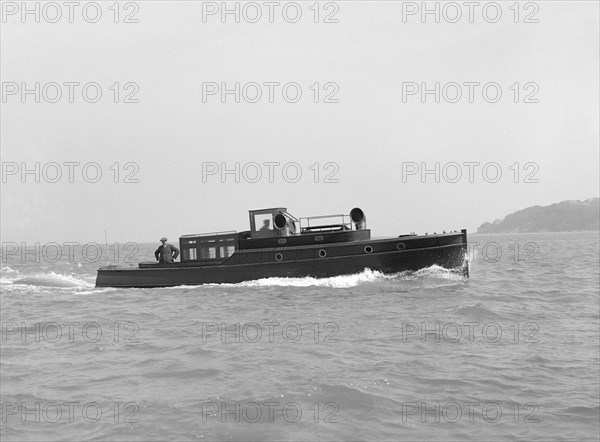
[470,230,599,235]
[477,198,599,234]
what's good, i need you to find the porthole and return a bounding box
[318,249,327,258]
[397,242,406,250]
[275,253,283,262]
[364,246,373,254]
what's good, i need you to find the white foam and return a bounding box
[11,272,94,288]
[410,265,465,280]
[236,268,389,288]
[1,267,19,285]
[196,265,467,289]
[196,268,428,289]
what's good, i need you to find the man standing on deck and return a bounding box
[155,237,180,263]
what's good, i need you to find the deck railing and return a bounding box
[180,230,237,238]
[299,214,353,232]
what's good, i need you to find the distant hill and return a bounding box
[477,198,599,233]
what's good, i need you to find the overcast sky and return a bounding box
[1,1,598,244]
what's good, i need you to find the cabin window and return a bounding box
[219,246,235,258]
[182,248,198,261]
[254,213,273,231]
[218,238,236,258]
[200,240,217,260]
[179,232,238,262]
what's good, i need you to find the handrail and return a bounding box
[302,224,349,231]
[301,213,347,221]
[282,211,300,222]
[299,214,353,230]
[180,230,237,238]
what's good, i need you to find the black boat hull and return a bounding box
[96,231,468,288]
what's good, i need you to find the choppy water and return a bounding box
[1,232,599,441]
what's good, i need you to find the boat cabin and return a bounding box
[249,207,299,238]
[179,231,237,263]
[178,207,369,263]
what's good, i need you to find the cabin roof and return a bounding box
[249,207,287,213]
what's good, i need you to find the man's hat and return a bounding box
[160,237,167,242]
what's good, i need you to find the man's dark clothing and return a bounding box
[155,243,180,263]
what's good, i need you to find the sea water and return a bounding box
[1,232,599,441]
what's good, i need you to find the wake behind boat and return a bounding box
[95,207,469,288]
